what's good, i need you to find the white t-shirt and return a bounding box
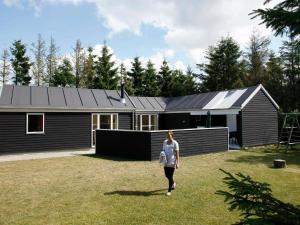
[163,139,179,167]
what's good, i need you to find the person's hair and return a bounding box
[167,130,174,138]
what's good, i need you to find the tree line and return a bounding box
[0,36,198,97]
[0,0,299,112]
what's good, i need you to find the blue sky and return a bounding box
[0,0,284,71]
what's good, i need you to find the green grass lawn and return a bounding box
[0,146,300,225]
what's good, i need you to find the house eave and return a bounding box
[0,106,136,113]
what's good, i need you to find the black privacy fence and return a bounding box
[96,128,229,160]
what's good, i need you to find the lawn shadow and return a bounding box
[81,154,141,162]
[227,148,300,167]
[104,189,166,197]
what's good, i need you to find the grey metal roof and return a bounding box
[231,85,258,107]
[129,96,166,111]
[0,84,278,112]
[165,92,218,110]
[0,85,135,110]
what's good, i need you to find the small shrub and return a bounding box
[216,169,300,225]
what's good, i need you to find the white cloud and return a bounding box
[2,0,20,6]
[4,0,282,65]
[174,60,186,71]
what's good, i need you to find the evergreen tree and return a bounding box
[31,34,46,86]
[199,37,243,92]
[184,66,198,95]
[265,52,285,111]
[94,44,119,89]
[51,58,75,87]
[217,169,300,225]
[244,30,270,86]
[10,40,32,85]
[169,69,186,96]
[280,37,300,111]
[158,60,173,97]
[81,47,96,89]
[143,60,160,96]
[73,39,85,88]
[127,57,145,95]
[0,49,10,85]
[47,37,59,87]
[120,63,134,95]
[251,0,300,37]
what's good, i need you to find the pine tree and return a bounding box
[127,57,145,95]
[158,60,173,97]
[170,69,186,96]
[94,44,119,90]
[183,66,198,95]
[251,0,300,38]
[31,34,46,86]
[81,47,96,89]
[120,63,134,95]
[245,30,270,86]
[51,58,75,87]
[217,169,300,225]
[47,37,59,87]
[199,37,243,92]
[0,49,10,85]
[280,37,300,111]
[143,60,160,96]
[265,52,285,110]
[73,40,85,88]
[10,40,32,85]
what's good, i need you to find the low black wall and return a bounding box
[96,128,229,160]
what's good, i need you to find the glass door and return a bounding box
[91,114,118,147]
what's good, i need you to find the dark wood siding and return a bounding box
[96,130,151,160]
[241,90,278,146]
[96,128,228,160]
[118,113,132,130]
[150,128,228,160]
[0,112,91,153]
[159,113,191,130]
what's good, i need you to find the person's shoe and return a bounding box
[171,182,176,190]
[166,192,171,196]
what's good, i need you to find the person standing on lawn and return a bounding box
[163,130,180,196]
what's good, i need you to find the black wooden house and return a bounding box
[0,84,279,154]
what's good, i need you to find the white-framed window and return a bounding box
[91,113,118,147]
[26,113,45,134]
[135,114,158,131]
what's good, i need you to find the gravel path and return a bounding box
[0,148,95,162]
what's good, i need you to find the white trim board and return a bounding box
[0,83,3,98]
[241,84,280,110]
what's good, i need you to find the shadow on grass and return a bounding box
[104,189,166,197]
[227,147,300,167]
[81,154,142,162]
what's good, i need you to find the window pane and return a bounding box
[112,115,118,129]
[92,115,98,130]
[142,115,149,131]
[100,115,111,129]
[151,115,158,130]
[28,115,43,133]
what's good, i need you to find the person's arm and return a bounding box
[176,150,179,169]
[175,141,179,169]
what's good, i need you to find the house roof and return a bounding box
[0,84,279,112]
[0,85,136,111]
